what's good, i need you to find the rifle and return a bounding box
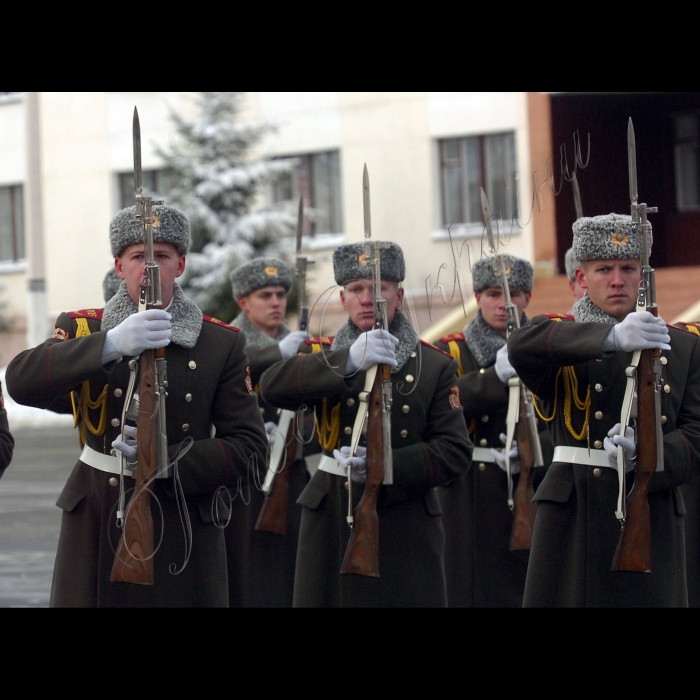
[255,197,310,534]
[480,188,544,551]
[611,118,663,573]
[110,108,169,584]
[340,165,393,577]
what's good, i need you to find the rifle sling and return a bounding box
[504,377,520,509]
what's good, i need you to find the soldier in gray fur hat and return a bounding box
[434,253,553,607]
[260,240,471,607]
[508,212,700,607]
[103,268,122,303]
[228,256,311,608]
[5,203,268,608]
[564,247,585,305]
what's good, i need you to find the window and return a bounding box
[0,185,25,262]
[439,132,517,227]
[271,151,343,236]
[118,169,172,210]
[674,113,700,211]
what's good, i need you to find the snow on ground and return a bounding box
[0,368,74,431]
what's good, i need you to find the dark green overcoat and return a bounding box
[5,309,268,608]
[260,337,472,607]
[434,333,552,607]
[508,315,700,607]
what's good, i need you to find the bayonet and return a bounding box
[572,172,583,220]
[363,164,372,242]
[133,107,143,198]
[628,118,639,223]
[481,187,497,257]
[295,196,310,332]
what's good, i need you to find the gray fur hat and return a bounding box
[230,257,293,299]
[333,242,405,286]
[572,213,651,262]
[564,247,580,281]
[103,268,122,303]
[472,255,533,293]
[110,204,191,258]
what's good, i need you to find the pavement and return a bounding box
[0,425,78,607]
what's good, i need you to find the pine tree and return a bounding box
[156,92,297,321]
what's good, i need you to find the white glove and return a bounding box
[345,329,399,374]
[278,330,308,360]
[603,311,671,353]
[333,445,368,483]
[494,344,517,384]
[490,433,520,474]
[604,423,636,472]
[112,425,137,471]
[103,309,172,362]
[264,421,278,446]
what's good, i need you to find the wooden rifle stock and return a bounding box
[255,413,300,535]
[510,392,538,551]
[340,364,387,578]
[110,347,162,584]
[611,342,659,573]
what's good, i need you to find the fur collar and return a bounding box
[463,310,528,367]
[330,309,419,374]
[231,312,290,348]
[572,292,618,325]
[102,282,203,349]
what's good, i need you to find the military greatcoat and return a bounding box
[434,332,552,608]
[5,308,268,608]
[508,315,700,607]
[232,314,312,608]
[0,382,14,477]
[260,335,472,608]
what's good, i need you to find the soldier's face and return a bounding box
[576,259,642,321]
[476,287,531,338]
[238,285,288,337]
[340,280,404,331]
[116,243,186,308]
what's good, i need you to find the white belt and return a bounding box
[472,447,495,463]
[318,454,346,477]
[552,446,611,469]
[80,444,134,478]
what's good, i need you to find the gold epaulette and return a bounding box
[675,322,700,336]
[203,315,239,331]
[542,313,574,322]
[438,332,465,344]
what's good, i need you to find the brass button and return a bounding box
[660,356,667,365]
[109,477,118,487]
[406,375,414,383]
[400,430,408,438]
[185,393,192,402]
[595,411,603,420]
[479,438,488,447]
[402,405,410,413]
[111,418,120,427]
[114,388,123,398]
[182,423,190,432]
[481,415,489,423]
[110,448,116,456]
[593,440,602,449]
[188,360,197,370]
[593,468,601,477]
[410,351,417,358]
[344,481,349,490]
[595,383,603,392]
[479,368,486,374]
[664,384,671,393]
[478,463,486,471]
[661,415,667,424]
[347,398,355,407]
[344,427,352,435]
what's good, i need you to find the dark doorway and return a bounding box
[551,92,700,271]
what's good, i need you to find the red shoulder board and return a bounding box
[304,336,333,346]
[203,315,239,332]
[68,309,104,320]
[675,322,700,336]
[542,313,574,321]
[421,339,453,359]
[438,332,465,344]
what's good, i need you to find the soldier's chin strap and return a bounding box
[504,377,520,510]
